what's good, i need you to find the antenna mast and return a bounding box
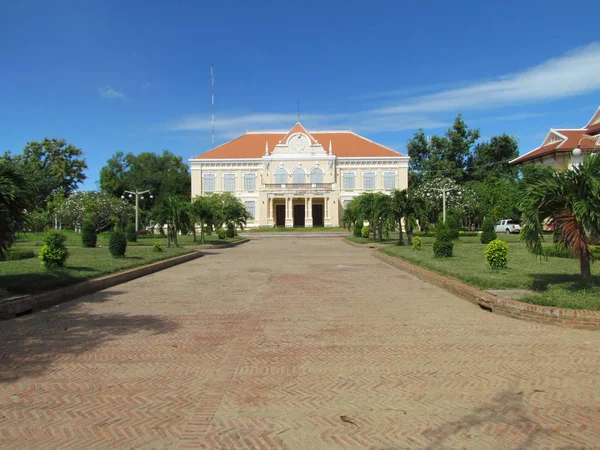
[211,65,215,147]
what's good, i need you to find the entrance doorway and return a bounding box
[312,204,324,227]
[293,204,305,227]
[275,205,286,227]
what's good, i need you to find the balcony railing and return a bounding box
[264,183,332,190]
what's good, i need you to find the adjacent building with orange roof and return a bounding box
[510,107,600,169]
[189,123,409,227]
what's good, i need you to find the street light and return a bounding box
[435,187,456,223]
[573,134,600,168]
[121,190,153,231]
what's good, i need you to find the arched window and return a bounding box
[293,167,306,184]
[310,167,323,184]
[275,167,287,185]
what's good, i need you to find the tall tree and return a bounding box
[519,155,600,283]
[0,164,30,258]
[1,138,87,206]
[99,150,190,204]
[470,134,519,182]
[405,115,480,184]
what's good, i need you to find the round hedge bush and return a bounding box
[81,218,97,248]
[480,218,497,244]
[485,239,509,269]
[361,225,370,238]
[226,222,235,238]
[217,228,227,239]
[412,236,422,251]
[353,219,363,237]
[433,221,453,257]
[109,231,127,258]
[126,223,137,242]
[39,230,69,269]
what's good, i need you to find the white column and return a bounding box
[325,197,329,218]
[268,198,272,219]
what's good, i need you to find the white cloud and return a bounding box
[163,43,600,136]
[372,42,600,115]
[98,85,125,99]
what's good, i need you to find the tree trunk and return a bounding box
[407,231,413,245]
[200,220,205,244]
[580,250,592,283]
[192,223,196,242]
[398,219,404,246]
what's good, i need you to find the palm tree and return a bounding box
[190,195,213,244]
[391,188,426,246]
[519,155,600,283]
[166,196,191,247]
[0,164,29,258]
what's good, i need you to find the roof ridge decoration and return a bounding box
[280,122,318,145]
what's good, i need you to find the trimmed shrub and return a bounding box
[109,231,127,258]
[591,245,600,259]
[353,219,363,237]
[361,225,370,238]
[433,221,453,257]
[126,223,137,242]
[544,245,573,259]
[226,222,235,238]
[2,248,35,261]
[39,230,69,269]
[81,218,97,248]
[446,213,460,240]
[412,236,422,251]
[485,239,509,269]
[480,218,497,244]
[217,228,227,239]
[152,241,163,252]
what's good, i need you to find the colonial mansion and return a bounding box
[190,123,409,227]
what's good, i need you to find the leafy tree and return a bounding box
[391,188,426,246]
[470,134,519,182]
[1,138,86,206]
[406,115,480,184]
[99,151,190,207]
[0,164,30,258]
[519,155,600,283]
[190,195,214,244]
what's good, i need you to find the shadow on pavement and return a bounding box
[424,389,561,450]
[0,289,178,384]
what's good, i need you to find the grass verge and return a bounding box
[0,246,192,299]
[380,243,599,310]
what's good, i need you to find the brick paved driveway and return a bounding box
[1,238,599,448]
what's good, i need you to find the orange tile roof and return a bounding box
[192,124,404,159]
[511,129,596,165]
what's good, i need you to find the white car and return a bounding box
[495,219,521,234]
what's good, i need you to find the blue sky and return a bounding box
[1,0,599,190]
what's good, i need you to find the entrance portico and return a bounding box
[267,195,329,228]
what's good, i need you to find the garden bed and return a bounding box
[380,243,599,310]
[0,246,192,299]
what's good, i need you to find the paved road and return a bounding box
[1,238,599,448]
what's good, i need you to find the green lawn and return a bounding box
[247,226,349,233]
[347,233,522,246]
[0,246,192,299]
[13,231,243,248]
[380,243,600,310]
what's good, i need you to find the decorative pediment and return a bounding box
[271,132,327,155]
[542,130,566,147]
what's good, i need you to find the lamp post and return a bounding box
[121,190,153,231]
[435,187,456,223]
[573,135,600,168]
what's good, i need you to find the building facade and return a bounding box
[510,106,600,169]
[189,123,409,227]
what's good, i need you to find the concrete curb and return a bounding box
[372,250,600,330]
[0,251,204,320]
[342,237,393,249]
[185,238,250,250]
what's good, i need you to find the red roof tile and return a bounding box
[511,129,597,165]
[192,125,403,159]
